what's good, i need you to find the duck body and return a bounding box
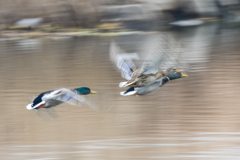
[26,87,96,110]
[120,72,186,96]
[121,71,164,88]
[119,68,179,88]
[136,72,164,87]
[31,90,60,109]
[136,81,163,95]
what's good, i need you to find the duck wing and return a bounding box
[139,33,180,75]
[110,40,139,80]
[43,88,93,108]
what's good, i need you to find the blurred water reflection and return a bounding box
[1,24,240,159]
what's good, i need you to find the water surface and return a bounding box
[1,24,240,159]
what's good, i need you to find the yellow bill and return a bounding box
[181,73,188,77]
[90,90,97,94]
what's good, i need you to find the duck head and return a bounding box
[75,87,97,95]
[164,68,183,76]
[167,72,188,80]
[162,72,188,85]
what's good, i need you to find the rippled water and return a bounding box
[1,24,240,159]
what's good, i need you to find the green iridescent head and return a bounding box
[75,87,97,95]
[167,72,188,80]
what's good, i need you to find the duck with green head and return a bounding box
[110,40,186,89]
[26,87,97,110]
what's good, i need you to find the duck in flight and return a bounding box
[109,37,188,96]
[26,87,96,110]
[110,35,186,89]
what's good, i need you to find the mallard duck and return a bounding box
[26,87,96,110]
[110,38,183,88]
[120,72,187,96]
[119,67,182,88]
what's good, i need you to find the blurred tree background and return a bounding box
[0,0,111,27]
[0,0,235,29]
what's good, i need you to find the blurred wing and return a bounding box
[60,90,86,106]
[140,33,180,75]
[110,40,139,80]
[61,90,98,111]
[160,41,184,71]
[45,88,92,108]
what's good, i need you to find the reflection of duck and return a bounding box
[110,38,184,88]
[121,72,187,96]
[26,87,96,110]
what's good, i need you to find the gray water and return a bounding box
[1,23,240,160]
